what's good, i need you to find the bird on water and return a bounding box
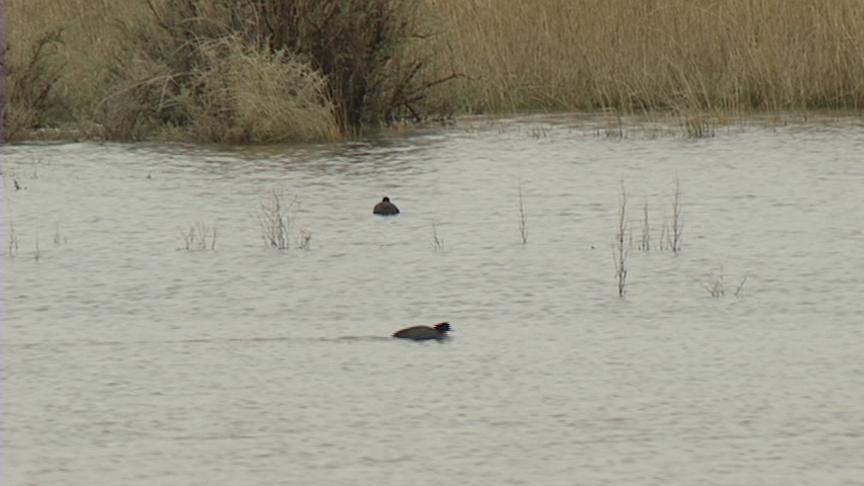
[392,322,452,341]
[373,196,400,215]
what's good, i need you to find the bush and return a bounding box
[97,0,453,142]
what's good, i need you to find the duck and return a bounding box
[373,196,400,215]
[392,322,451,341]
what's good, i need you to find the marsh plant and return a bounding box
[669,177,684,253]
[93,0,454,142]
[260,191,295,250]
[432,223,445,251]
[53,222,67,246]
[613,185,629,297]
[682,115,716,138]
[180,221,217,251]
[518,185,528,245]
[34,231,41,262]
[259,190,311,250]
[528,127,549,139]
[8,224,20,257]
[604,114,625,139]
[297,229,313,251]
[639,200,651,253]
[434,0,864,114]
[700,266,749,298]
[659,178,684,253]
[9,0,864,140]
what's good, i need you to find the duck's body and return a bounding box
[373,196,400,215]
[392,322,451,341]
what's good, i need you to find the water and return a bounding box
[2,115,864,485]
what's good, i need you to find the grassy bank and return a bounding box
[433,0,864,113]
[5,0,864,142]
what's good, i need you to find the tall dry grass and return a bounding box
[4,0,147,139]
[5,0,864,141]
[432,0,864,113]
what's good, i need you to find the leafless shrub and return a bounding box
[98,0,455,141]
[258,190,314,251]
[259,191,294,250]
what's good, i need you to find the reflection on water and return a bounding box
[3,115,864,485]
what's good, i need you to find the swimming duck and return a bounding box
[373,196,400,215]
[392,322,451,341]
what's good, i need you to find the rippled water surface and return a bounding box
[3,115,864,485]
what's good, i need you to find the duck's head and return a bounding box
[433,322,451,334]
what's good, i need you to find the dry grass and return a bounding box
[6,0,864,141]
[100,35,339,142]
[432,0,864,114]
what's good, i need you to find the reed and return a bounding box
[431,0,864,114]
[613,185,628,297]
[8,223,19,257]
[668,177,683,254]
[517,185,528,245]
[639,200,650,253]
[682,115,716,138]
[180,221,216,251]
[432,222,445,250]
[33,230,40,262]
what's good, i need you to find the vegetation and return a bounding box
[6,0,864,142]
[259,190,311,250]
[613,185,628,297]
[180,221,217,251]
[434,0,864,113]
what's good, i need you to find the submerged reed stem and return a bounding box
[518,185,528,245]
[614,184,628,297]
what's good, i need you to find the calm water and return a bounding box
[2,115,864,485]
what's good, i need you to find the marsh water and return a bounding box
[2,115,864,485]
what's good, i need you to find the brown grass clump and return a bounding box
[100,34,339,142]
[96,0,345,142]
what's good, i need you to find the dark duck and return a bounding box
[373,196,400,215]
[392,322,452,341]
